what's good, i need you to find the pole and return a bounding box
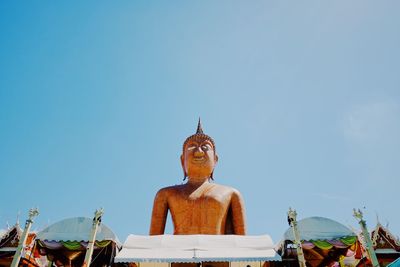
[287,208,307,267]
[83,208,104,267]
[10,208,39,267]
[353,209,380,267]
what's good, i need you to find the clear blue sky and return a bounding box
[1,1,400,242]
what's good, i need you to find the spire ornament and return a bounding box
[196,118,204,134]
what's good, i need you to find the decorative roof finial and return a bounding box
[196,118,204,134]
[376,212,381,226]
[16,211,20,226]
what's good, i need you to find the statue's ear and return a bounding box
[180,154,187,180]
[210,154,218,181]
[180,154,184,168]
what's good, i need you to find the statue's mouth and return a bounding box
[192,157,206,163]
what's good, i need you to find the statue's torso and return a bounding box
[164,183,234,234]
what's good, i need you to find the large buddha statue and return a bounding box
[150,120,246,235]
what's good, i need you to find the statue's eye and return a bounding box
[202,144,211,151]
[187,145,196,151]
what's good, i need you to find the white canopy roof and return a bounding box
[36,217,120,245]
[115,234,281,263]
[283,216,355,241]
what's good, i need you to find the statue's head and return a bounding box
[181,119,218,181]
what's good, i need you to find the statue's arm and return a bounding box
[231,190,247,235]
[149,189,169,235]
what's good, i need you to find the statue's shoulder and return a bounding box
[210,183,241,195]
[155,184,184,196]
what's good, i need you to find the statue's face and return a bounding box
[181,137,218,180]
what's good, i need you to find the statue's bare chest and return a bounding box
[167,185,232,218]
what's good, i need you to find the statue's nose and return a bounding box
[194,147,204,156]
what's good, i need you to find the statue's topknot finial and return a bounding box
[196,118,204,134]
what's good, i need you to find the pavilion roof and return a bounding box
[0,224,22,249]
[371,223,400,252]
